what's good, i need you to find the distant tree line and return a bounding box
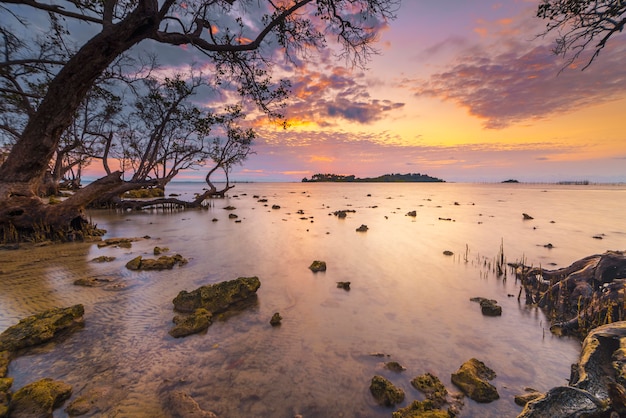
[302,173,445,183]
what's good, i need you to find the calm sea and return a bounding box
[1,182,625,417]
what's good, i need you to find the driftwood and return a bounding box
[517,251,626,338]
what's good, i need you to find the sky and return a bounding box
[8,0,624,184]
[214,0,626,184]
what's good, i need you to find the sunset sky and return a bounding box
[211,0,626,184]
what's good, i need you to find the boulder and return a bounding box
[172,277,261,314]
[126,254,187,271]
[514,388,543,406]
[162,390,217,418]
[309,261,327,272]
[169,309,213,338]
[356,224,369,232]
[451,358,499,403]
[470,297,502,316]
[384,362,406,372]
[9,378,72,418]
[0,305,84,353]
[370,375,405,406]
[392,400,449,418]
[270,313,282,326]
[411,373,448,408]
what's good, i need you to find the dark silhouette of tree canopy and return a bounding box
[0,0,399,241]
[537,0,626,68]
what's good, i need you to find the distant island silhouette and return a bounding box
[301,173,445,183]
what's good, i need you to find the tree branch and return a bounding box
[2,0,103,24]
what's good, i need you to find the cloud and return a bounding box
[412,29,626,129]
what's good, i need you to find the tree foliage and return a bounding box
[537,0,626,68]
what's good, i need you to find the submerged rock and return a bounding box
[125,254,187,271]
[370,375,405,406]
[9,378,72,418]
[336,281,351,290]
[169,309,213,338]
[172,277,261,314]
[270,312,282,326]
[384,361,406,372]
[309,260,327,272]
[90,256,116,263]
[392,400,450,418]
[451,358,499,403]
[162,390,217,418]
[0,305,84,353]
[411,373,448,408]
[470,297,502,316]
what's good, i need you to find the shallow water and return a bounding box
[1,182,625,417]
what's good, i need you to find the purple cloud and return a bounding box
[412,32,626,128]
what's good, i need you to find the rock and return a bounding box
[90,256,116,263]
[519,251,626,338]
[0,305,84,353]
[392,400,449,418]
[356,224,368,232]
[125,254,187,271]
[0,351,10,377]
[470,297,502,316]
[162,390,217,418]
[228,213,238,219]
[384,361,406,372]
[517,386,603,418]
[336,281,350,290]
[333,209,355,218]
[514,388,544,406]
[9,378,72,418]
[1,377,12,418]
[272,204,281,209]
[172,277,261,314]
[97,237,136,248]
[451,358,499,403]
[73,276,115,287]
[443,250,454,256]
[411,373,448,407]
[270,313,282,326]
[522,213,534,220]
[154,246,169,255]
[169,309,213,338]
[406,211,417,217]
[309,261,327,272]
[223,206,236,210]
[65,386,117,416]
[369,375,405,406]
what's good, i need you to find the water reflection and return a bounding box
[2,183,622,417]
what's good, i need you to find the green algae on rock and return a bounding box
[125,254,187,271]
[451,358,499,403]
[370,375,405,406]
[169,309,213,338]
[0,305,84,353]
[411,373,448,408]
[9,378,72,418]
[392,399,450,418]
[172,277,261,314]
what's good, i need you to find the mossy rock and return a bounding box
[169,309,213,338]
[309,260,327,272]
[385,362,406,372]
[411,373,448,407]
[392,399,450,418]
[126,255,187,271]
[0,305,84,353]
[370,375,405,406]
[97,238,135,248]
[91,256,116,263]
[9,378,72,417]
[0,351,10,378]
[153,246,169,255]
[172,277,261,314]
[270,312,282,326]
[451,358,499,403]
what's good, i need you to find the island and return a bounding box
[302,173,445,183]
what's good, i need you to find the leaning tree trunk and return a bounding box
[0,1,161,242]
